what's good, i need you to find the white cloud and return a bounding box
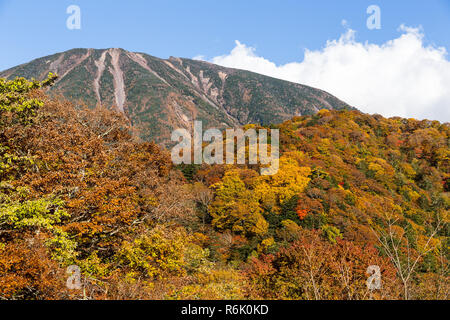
[204,26,450,122]
[193,54,206,61]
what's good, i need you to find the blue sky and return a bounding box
[0,0,449,70]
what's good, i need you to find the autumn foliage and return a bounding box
[0,75,448,300]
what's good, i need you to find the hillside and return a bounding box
[0,48,352,144]
[0,76,448,300]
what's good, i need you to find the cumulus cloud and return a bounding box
[205,26,450,122]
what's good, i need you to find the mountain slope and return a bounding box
[0,48,352,144]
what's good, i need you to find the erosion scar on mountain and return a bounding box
[108,49,127,113]
[94,50,108,105]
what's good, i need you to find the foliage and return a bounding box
[0,74,448,300]
[244,230,400,300]
[209,170,268,237]
[116,226,188,280]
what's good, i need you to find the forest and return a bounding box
[0,75,448,300]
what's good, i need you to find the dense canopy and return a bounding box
[0,75,448,300]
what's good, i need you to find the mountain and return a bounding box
[0,48,352,144]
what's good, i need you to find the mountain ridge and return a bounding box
[0,48,353,144]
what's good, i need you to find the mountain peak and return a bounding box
[0,48,352,144]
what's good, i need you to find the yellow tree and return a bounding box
[209,170,268,237]
[254,155,311,212]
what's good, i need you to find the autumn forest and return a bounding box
[0,75,448,300]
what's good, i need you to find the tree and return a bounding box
[209,170,268,237]
[371,211,447,299]
[245,230,399,300]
